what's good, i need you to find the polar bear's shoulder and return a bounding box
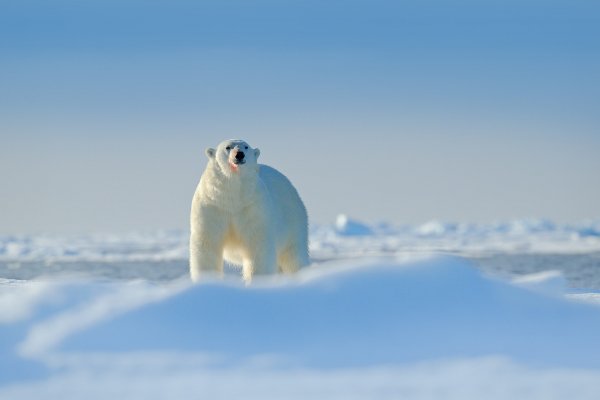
[259,164,286,180]
[258,164,295,189]
[258,164,304,205]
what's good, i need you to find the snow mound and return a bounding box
[2,256,600,398]
[334,214,374,236]
[4,257,600,367]
[55,258,600,368]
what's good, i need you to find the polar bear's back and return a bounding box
[259,164,308,250]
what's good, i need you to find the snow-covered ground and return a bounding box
[2,217,600,264]
[1,217,600,399]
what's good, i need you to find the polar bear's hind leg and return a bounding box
[278,244,309,274]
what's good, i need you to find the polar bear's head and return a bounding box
[206,139,260,175]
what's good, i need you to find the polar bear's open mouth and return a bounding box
[229,159,245,171]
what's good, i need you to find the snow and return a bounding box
[3,356,600,400]
[1,255,600,398]
[0,280,60,324]
[17,257,600,368]
[511,270,567,296]
[1,217,600,398]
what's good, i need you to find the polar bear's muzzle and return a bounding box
[232,151,246,165]
[228,150,246,171]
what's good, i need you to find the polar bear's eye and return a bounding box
[226,146,231,151]
[245,146,248,150]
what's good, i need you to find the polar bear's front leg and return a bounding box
[189,205,227,282]
[239,207,277,283]
[242,239,277,283]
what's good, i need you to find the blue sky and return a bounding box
[1,0,599,233]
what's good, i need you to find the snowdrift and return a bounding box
[1,256,600,399]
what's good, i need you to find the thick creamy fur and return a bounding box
[190,139,309,283]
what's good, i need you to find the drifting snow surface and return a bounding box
[1,217,600,263]
[2,256,600,399]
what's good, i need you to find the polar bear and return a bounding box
[190,139,309,283]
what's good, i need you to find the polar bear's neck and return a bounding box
[201,162,260,210]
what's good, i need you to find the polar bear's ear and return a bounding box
[205,148,216,159]
[254,148,260,160]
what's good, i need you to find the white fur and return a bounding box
[190,139,309,283]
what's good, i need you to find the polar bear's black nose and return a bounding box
[235,151,245,161]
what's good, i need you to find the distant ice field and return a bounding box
[1,217,600,289]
